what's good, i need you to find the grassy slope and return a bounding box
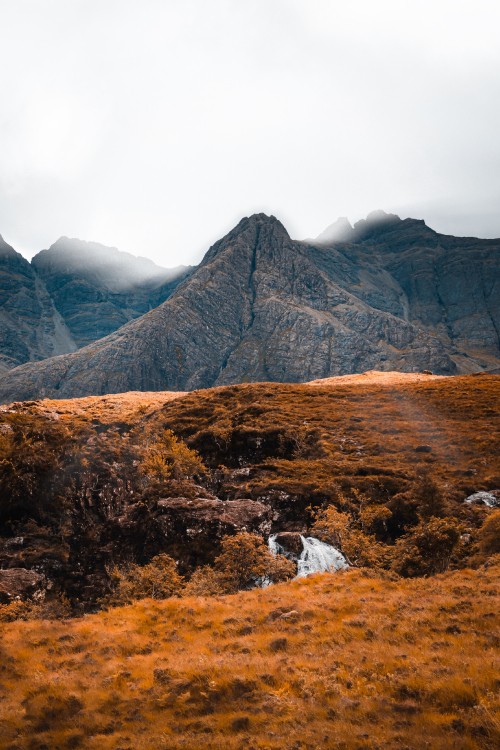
[1,372,499,749]
[153,373,500,498]
[26,373,498,499]
[0,562,499,750]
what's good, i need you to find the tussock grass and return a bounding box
[0,561,498,749]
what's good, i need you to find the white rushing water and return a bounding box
[268,534,348,577]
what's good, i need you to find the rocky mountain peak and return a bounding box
[0,235,21,258]
[351,210,401,238]
[314,217,354,244]
[32,237,184,292]
[313,211,403,245]
[201,213,290,267]
[229,213,290,244]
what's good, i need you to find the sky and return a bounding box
[1,0,499,268]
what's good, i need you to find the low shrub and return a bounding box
[212,532,296,592]
[477,510,500,556]
[392,516,461,577]
[104,553,184,606]
[140,429,206,483]
[312,505,389,567]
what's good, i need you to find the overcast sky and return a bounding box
[1,0,499,267]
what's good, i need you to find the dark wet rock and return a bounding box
[273,532,304,555]
[0,567,45,603]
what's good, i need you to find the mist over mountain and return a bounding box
[0,236,191,370]
[0,211,498,403]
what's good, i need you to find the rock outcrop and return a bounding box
[0,212,499,402]
[0,568,45,603]
[464,491,499,507]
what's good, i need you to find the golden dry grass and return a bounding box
[306,370,447,387]
[0,561,498,750]
[152,373,500,497]
[31,390,186,425]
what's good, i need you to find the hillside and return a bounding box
[1,212,499,403]
[0,563,498,750]
[0,372,499,748]
[0,234,190,372]
[0,373,498,608]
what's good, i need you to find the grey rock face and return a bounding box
[0,235,76,372]
[464,491,499,507]
[0,235,191,371]
[32,238,191,348]
[0,212,499,403]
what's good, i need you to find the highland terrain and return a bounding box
[0,213,499,749]
[0,371,499,749]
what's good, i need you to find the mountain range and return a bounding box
[0,210,498,403]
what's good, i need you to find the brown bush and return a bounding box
[210,532,295,593]
[104,553,184,605]
[392,517,461,577]
[183,566,227,596]
[0,595,72,623]
[140,429,206,483]
[312,505,389,567]
[477,511,500,556]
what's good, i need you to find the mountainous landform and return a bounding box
[0,211,499,403]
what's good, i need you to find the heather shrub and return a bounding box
[104,553,184,605]
[392,516,461,577]
[183,566,227,596]
[359,504,392,538]
[312,505,389,567]
[412,473,447,518]
[0,595,72,622]
[386,491,420,538]
[140,429,206,483]
[213,532,295,593]
[0,415,70,524]
[477,510,500,556]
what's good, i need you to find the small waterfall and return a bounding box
[296,535,347,577]
[268,534,284,556]
[268,534,347,578]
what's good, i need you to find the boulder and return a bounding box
[464,491,499,508]
[153,497,272,571]
[0,568,45,603]
[273,532,304,555]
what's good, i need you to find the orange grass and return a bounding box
[0,561,498,750]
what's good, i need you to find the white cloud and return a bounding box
[0,0,499,266]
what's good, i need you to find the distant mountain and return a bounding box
[0,235,191,370]
[0,235,76,373]
[0,211,498,403]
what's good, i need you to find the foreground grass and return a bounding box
[0,563,498,750]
